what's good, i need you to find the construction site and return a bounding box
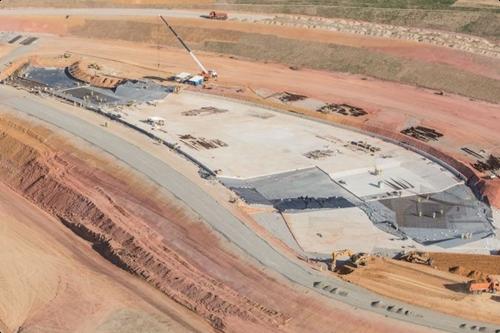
[0,2,499,333]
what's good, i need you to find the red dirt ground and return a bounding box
[0,113,439,333]
[1,13,498,203]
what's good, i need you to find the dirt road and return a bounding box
[0,7,273,21]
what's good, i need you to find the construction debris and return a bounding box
[182,106,228,116]
[8,35,22,44]
[461,147,484,159]
[277,92,307,103]
[472,154,500,173]
[304,149,334,160]
[20,37,38,46]
[347,140,380,153]
[397,251,434,266]
[401,126,443,142]
[145,117,166,126]
[317,103,367,117]
[179,134,228,150]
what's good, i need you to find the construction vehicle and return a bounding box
[468,276,499,294]
[399,251,434,266]
[159,15,218,81]
[208,11,228,20]
[330,249,353,271]
[330,249,371,271]
[349,252,370,268]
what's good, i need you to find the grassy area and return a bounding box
[225,0,458,10]
[215,1,500,40]
[3,0,498,39]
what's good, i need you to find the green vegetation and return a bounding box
[216,1,500,39]
[226,0,458,10]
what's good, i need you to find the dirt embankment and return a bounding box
[0,115,439,333]
[1,15,498,102]
[67,60,124,88]
[0,117,286,332]
[430,252,500,278]
[65,17,500,103]
[343,256,500,326]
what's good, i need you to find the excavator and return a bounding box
[399,251,434,266]
[159,15,218,82]
[330,249,369,271]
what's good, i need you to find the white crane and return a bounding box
[159,15,218,80]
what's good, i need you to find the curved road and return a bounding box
[0,86,498,333]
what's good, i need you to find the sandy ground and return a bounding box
[0,44,14,58]
[26,35,500,163]
[0,182,210,333]
[0,15,498,170]
[0,14,498,330]
[0,110,444,333]
[344,257,500,326]
[1,14,498,80]
[429,252,500,276]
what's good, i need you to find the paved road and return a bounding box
[0,8,273,21]
[0,85,498,333]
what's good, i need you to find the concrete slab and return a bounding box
[283,207,415,254]
[377,184,493,247]
[130,91,460,201]
[251,211,303,253]
[221,167,357,201]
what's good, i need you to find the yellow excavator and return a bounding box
[330,249,369,271]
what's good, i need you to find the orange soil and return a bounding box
[0,44,14,57]
[344,257,500,326]
[1,16,498,160]
[0,113,438,333]
[430,252,500,276]
[31,34,500,204]
[0,14,497,204]
[0,182,212,333]
[1,12,498,205]
[1,14,499,80]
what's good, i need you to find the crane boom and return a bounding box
[159,15,209,75]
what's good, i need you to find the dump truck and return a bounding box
[208,11,228,20]
[468,276,499,294]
